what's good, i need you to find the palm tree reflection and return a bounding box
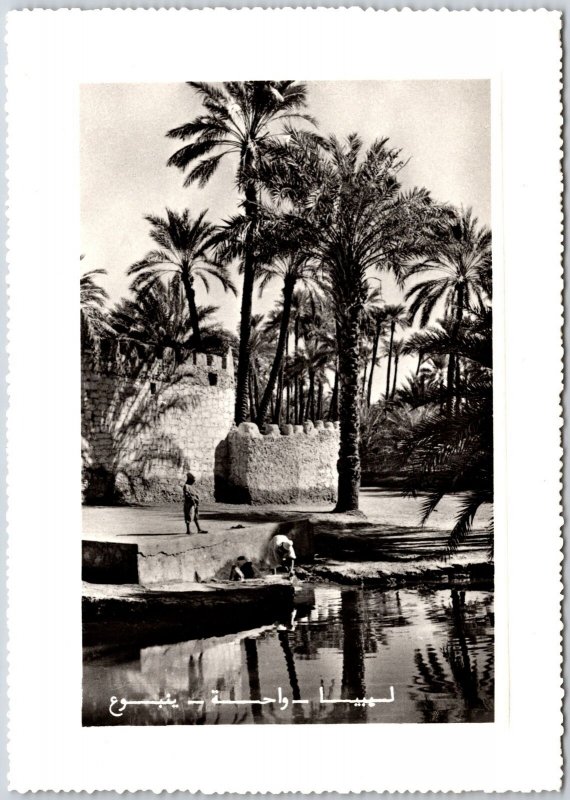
[412,589,493,722]
[244,637,264,723]
[340,590,367,722]
[278,630,306,723]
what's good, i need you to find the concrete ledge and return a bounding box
[82,540,139,584]
[82,579,296,642]
[83,518,315,585]
[309,558,494,588]
[83,578,294,619]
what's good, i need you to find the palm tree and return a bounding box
[399,309,493,555]
[318,139,449,511]
[110,278,223,361]
[127,208,236,348]
[255,255,320,427]
[404,209,491,408]
[166,81,313,424]
[80,263,113,348]
[389,338,405,400]
[247,314,276,420]
[260,130,452,511]
[382,304,410,402]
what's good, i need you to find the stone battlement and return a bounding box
[215,421,340,504]
[238,420,340,438]
[82,339,234,382]
[82,344,235,504]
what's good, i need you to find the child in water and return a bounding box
[183,472,207,535]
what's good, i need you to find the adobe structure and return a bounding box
[81,342,339,505]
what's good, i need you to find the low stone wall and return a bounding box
[217,421,340,504]
[82,519,315,585]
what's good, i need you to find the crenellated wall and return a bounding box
[82,345,235,504]
[82,341,341,506]
[216,421,340,504]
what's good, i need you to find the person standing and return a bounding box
[183,471,207,534]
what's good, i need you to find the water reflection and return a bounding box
[83,587,494,725]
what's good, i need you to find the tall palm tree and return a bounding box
[247,314,276,420]
[382,304,410,401]
[250,215,322,426]
[319,140,449,511]
[404,209,491,408]
[261,130,451,511]
[389,338,405,400]
[80,263,113,348]
[166,81,313,424]
[127,208,236,348]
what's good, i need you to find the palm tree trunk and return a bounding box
[180,270,202,347]
[335,308,362,513]
[446,352,455,413]
[253,367,260,411]
[293,315,300,424]
[273,365,284,424]
[235,181,258,425]
[299,378,305,424]
[361,358,368,401]
[248,366,256,420]
[366,322,381,406]
[385,321,395,401]
[330,361,339,421]
[390,352,399,400]
[316,379,323,420]
[256,277,295,426]
[455,357,461,410]
[416,350,423,376]
[308,370,315,421]
[447,285,464,415]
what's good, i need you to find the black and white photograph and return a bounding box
[81,79,494,726]
[6,9,562,793]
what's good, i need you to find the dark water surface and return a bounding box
[83,587,494,725]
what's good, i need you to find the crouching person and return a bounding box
[266,534,296,577]
[229,556,259,581]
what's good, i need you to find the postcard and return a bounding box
[6,8,563,793]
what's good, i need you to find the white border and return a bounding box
[6,9,563,792]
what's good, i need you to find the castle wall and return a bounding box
[82,348,234,504]
[218,421,340,504]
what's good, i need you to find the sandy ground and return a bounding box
[83,487,492,539]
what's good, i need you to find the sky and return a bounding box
[81,80,490,400]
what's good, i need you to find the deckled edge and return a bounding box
[558,3,565,791]
[2,6,566,12]
[4,7,565,794]
[6,9,13,796]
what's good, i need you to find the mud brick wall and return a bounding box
[217,421,340,504]
[82,348,234,504]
